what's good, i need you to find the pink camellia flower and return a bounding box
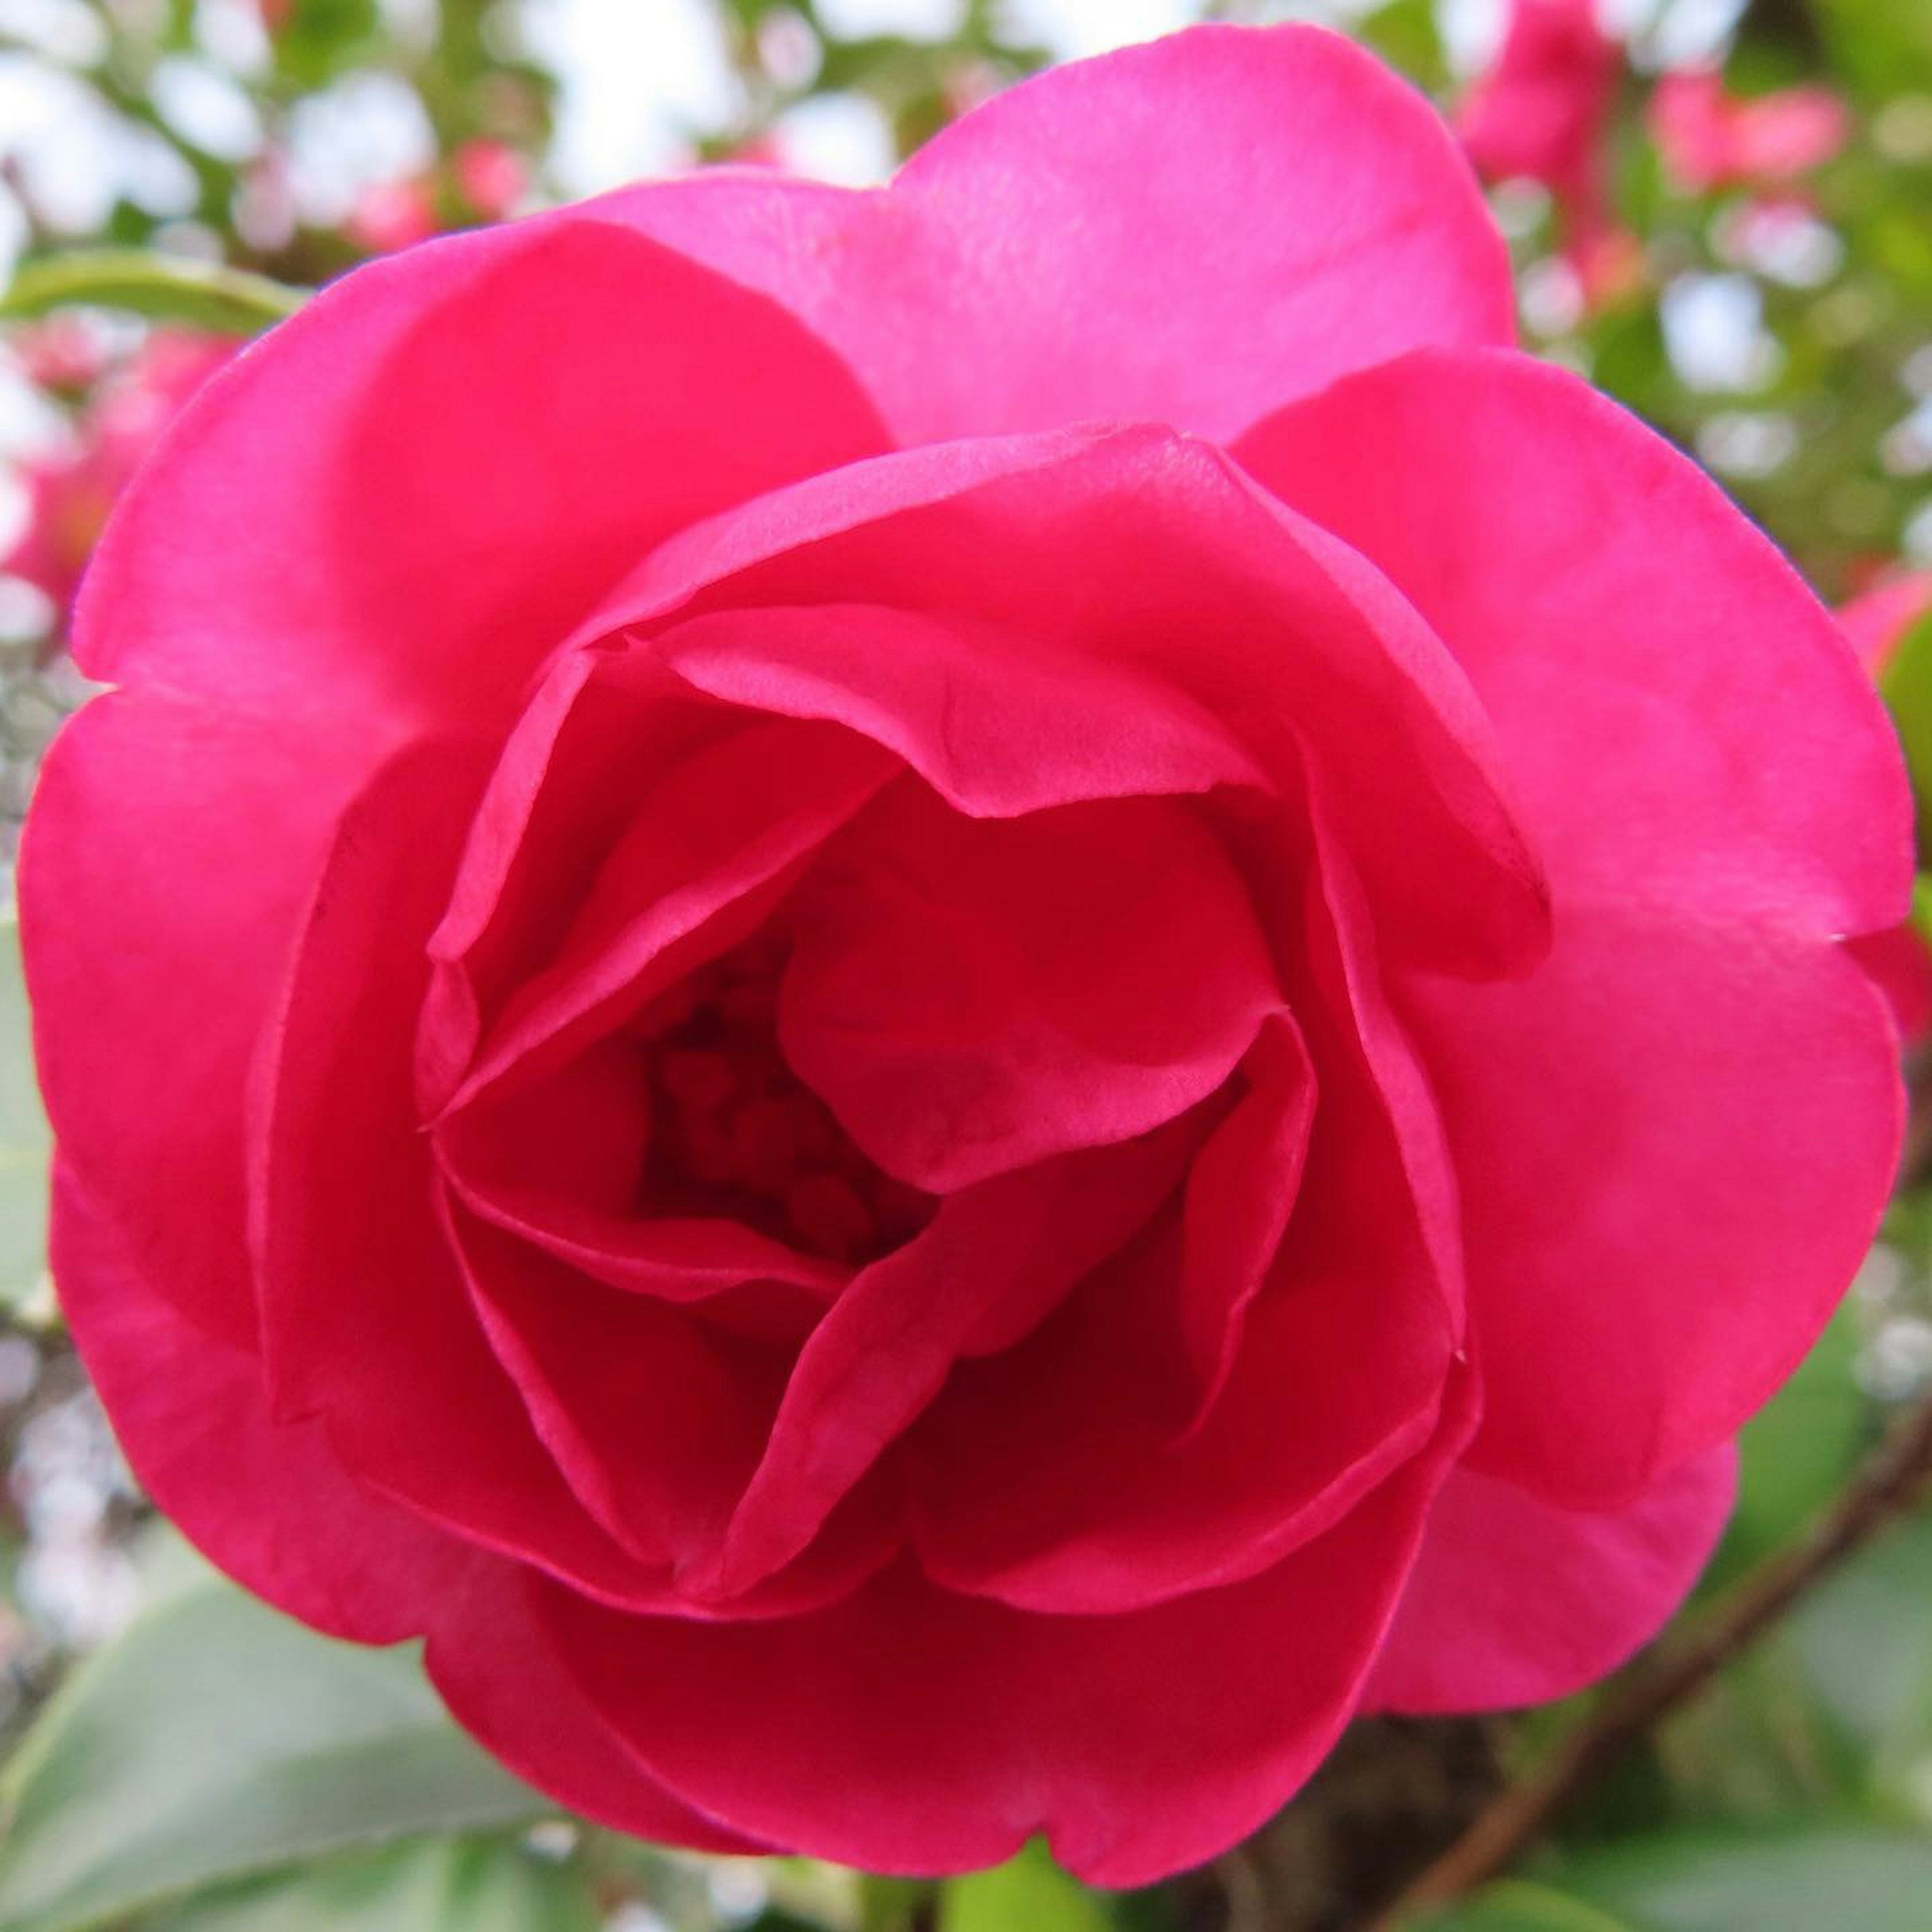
[22,27,1909,1882]
[4,330,233,617]
[1457,0,1630,288]
[1650,66,1850,193]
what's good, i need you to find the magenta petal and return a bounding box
[907,865,1463,1616]
[527,1377,1473,1886]
[780,786,1280,1191]
[452,712,896,1108]
[1364,1445,1737,1712]
[76,212,887,726]
[653,601,1266,815]
[1417,904,1900,1505]
[696,1121,1200,1601]
[598,424,1548,980]
[599,25,1512,442]
[250,739,680,1608]
[24,692,373,1349]
[52,1164,471,1644]
[427,1560,768,1854]
[1235,347,1911,939]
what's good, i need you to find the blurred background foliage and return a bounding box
[3,1,1932,1927]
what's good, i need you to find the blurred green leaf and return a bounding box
[1785,1512,1932,1809]
[938,1843,1113,1932]
[0,901,50,1314]
[1423,1830,1932,1931]
[1880,609,1932,825]
[0,254,306,336]
[140,1838,598,1932]
[1561,1826,1932,1930]
[0,1548,553,1932]
[271,0,384,88]
[1418,1878,1636,1930]
[1703,1307,1871,1592]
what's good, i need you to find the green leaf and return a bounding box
[0,900,51,1315]
[1878,608,1932,830]
[938,1843,1114,1932]
[1417,1877,1638,1931]
[140,1838,599,1932]
[1421,1830,1932,1932]
[0,1546,554,1932]
[0,253,306,336]
[1702,1307,1871,1592]
[1559,1826,1932,1930]
[1785,1512,1932,1806]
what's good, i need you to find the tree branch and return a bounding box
[1370,1384,1932,1928]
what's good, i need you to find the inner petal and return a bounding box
[780,782,1283,1193]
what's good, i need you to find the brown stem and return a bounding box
[1369,1385,1932,1929]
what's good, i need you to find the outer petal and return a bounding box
[1236,347,1910,1502]
[75,211,888,722]
[600,25,1513,442]
[1364,1444,1738,1712]
[427,1560,768,1855]
[1411,906,1900,1504]
[251,738,682,1608]
[23,693,370,1349]
[52,1164,471,1644]
[474,1375,1475,1887]
[1233,347,1910,938]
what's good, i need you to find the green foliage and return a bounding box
[938,1843,1116,1932]
[140,1839,600,1932]
[0,254,307,337]
[1881,610,1932,832]
[1703,1306,1872,1593]
[0,1545,554,1932]
[1424,1830,1932,1930]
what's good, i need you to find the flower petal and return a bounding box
[1364,1445,1737,1711]
[76,212,887,724]
[779,785,1280,1192]
[1234,347,1911,938]
[504,1375,1474,1886]
[52,1163,470,1644]
[23,692,371,1348]
[1413,905,1899,1504]
[600,25,1511,442]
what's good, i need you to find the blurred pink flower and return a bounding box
[1650,67,1850,193]
[344,179,440,254]
[1841,570,1932,677]
[1457,0,1633,296]
[5,331,234,620]
[11,317,104,394]
[453,140,527,221]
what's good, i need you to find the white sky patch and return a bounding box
[772,89,898,184]
[525,0,744,193]
[1661,271,1783,393]
[1000,0,1195,61]
[817,0,967,38]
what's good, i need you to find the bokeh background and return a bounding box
[5,3,1932,1928]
